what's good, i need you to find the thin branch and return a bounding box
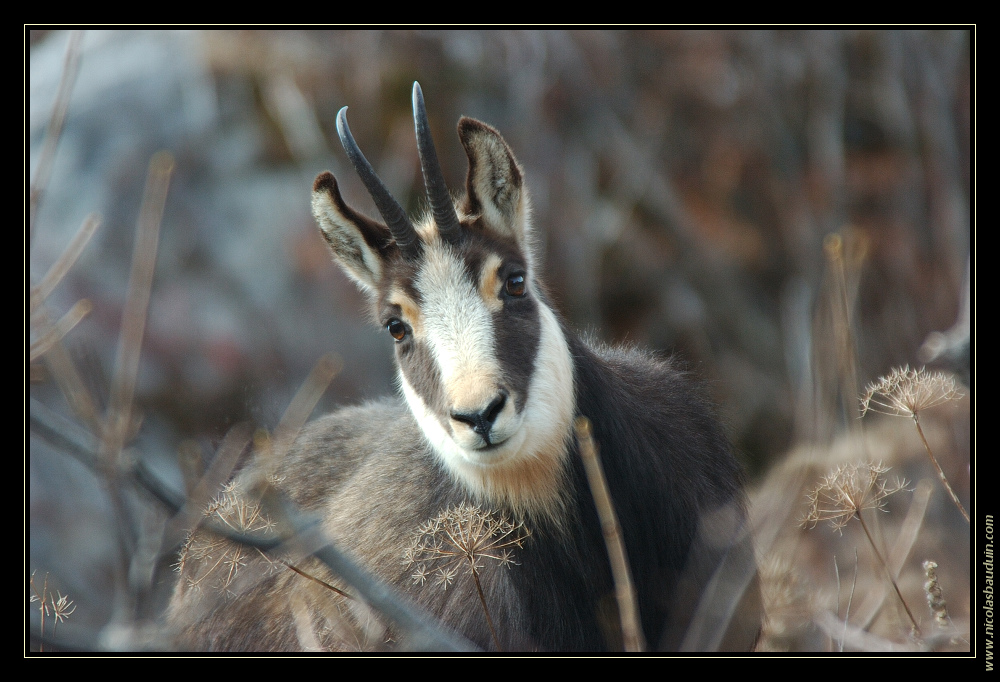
[29,298,92,362]
[103,151,173,463]
[258,352,342,476]
[574,416,645,652]
[29,30,84,247]
[856,512,921,637]
[280,560,354,600]
[31,213,101,306]
[837,549,858,652]
[854,478,932,631]
[913,416,969,523]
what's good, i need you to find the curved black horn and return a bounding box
[412,82,462,244]
[336,107,420,259]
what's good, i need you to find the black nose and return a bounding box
[452,393,507,443]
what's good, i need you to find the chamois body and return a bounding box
[168,84,761,652]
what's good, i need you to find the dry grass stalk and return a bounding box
[823,231,866,424]
[102,151,174,464]
[162,423,254,556]
[851,477,932,632]
[28,216,104,433]
[31,213,101,304]
[574,416,646,652]
[29,30,84,244]
[835,550,859,652]
[860,366,969,523]
[255,352,342,478]
[29,299,93,362]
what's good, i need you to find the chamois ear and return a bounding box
[459,118,527,244]
[311,171,397,293]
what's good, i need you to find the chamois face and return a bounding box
[311,84,574,517]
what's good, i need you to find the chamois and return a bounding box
[168,83,762,652]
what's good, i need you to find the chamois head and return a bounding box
[311,83,574,521]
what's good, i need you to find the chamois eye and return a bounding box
[505,273,526,297]
[387,319,408,341]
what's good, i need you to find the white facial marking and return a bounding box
[398,242,575,519]
[415,245,506,430]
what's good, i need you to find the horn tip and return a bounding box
[412,82,426,113]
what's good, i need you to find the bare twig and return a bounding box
[257,352,342,476]
[103,151,173,464]
[574,416,645,652]
[855,511,921,637]
[29,30,84,246]
[29,298,92,362]
[31,213,101,306]
[854,478,932,631]
[913,418,969,523]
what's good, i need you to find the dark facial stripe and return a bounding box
[394,233,541,429]
[493,280,540,413]
[398,339,450,431]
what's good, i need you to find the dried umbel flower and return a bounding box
[860,366,964,419]
[801,462,909,535]
[801,462,920,636]
[860,366,969,523]
[405,502,529,582]
[405,503,530,651]
[174,481,279,594]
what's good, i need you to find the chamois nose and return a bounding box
[451,393,507,441]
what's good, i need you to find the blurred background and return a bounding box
[28,29,972,652]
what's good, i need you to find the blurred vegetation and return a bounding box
[28,29,972,652]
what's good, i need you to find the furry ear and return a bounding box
[311,171,397,292]
[459,118,528,244]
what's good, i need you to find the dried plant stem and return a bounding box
[29,30,84,246]
[854,478,931,631]
[103,151,173,463]
[259,352,342,476]
[469,567,502,651]
[93,151,172,623]
[29,298,92,362]
[574,417,645,652]
[31,213,101,304]
[836,549,859,652]
[912,416,969,523]
[163,423,253,555]
[31,571,49,652]
[855,511,921,637]
[824,233,862,424]
[33,300,103,433]
[281,560,354,600]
